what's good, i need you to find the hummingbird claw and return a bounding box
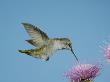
[46,57,49,61]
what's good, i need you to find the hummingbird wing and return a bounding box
[22,23,49,47]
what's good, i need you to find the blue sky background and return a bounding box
[0,0,110,82]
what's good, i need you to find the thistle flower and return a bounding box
[65,64,101,82]
[104,45,110,63]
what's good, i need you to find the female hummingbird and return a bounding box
[19,23,78,61]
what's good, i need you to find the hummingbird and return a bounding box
[18,23,79,61]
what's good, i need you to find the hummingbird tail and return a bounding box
[18,49,31,55]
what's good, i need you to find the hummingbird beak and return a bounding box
[69,44,79,62]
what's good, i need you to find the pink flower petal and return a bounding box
[65,64,101,82]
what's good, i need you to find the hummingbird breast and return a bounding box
[33,39,64,57]
[41,39,61,56]
[52,39,64,50]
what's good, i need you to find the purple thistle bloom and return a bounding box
[65,64,101,82]
[104,45,110,63]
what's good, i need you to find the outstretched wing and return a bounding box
[22,23,49,47]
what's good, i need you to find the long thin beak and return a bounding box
[69,45,79,62]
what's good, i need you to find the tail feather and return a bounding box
[18,50,31,55]
[18,49,50,61]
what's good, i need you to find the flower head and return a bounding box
[104,45,110,63]
[65,64,101,82]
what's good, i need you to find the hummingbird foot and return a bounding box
[18,50,31,55]
[45,57,49,61]
[41,55,49,61]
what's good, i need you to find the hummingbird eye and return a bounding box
[65,42,70,46]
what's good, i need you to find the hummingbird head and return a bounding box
[60,38,72,50]
[60,38,79,62]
